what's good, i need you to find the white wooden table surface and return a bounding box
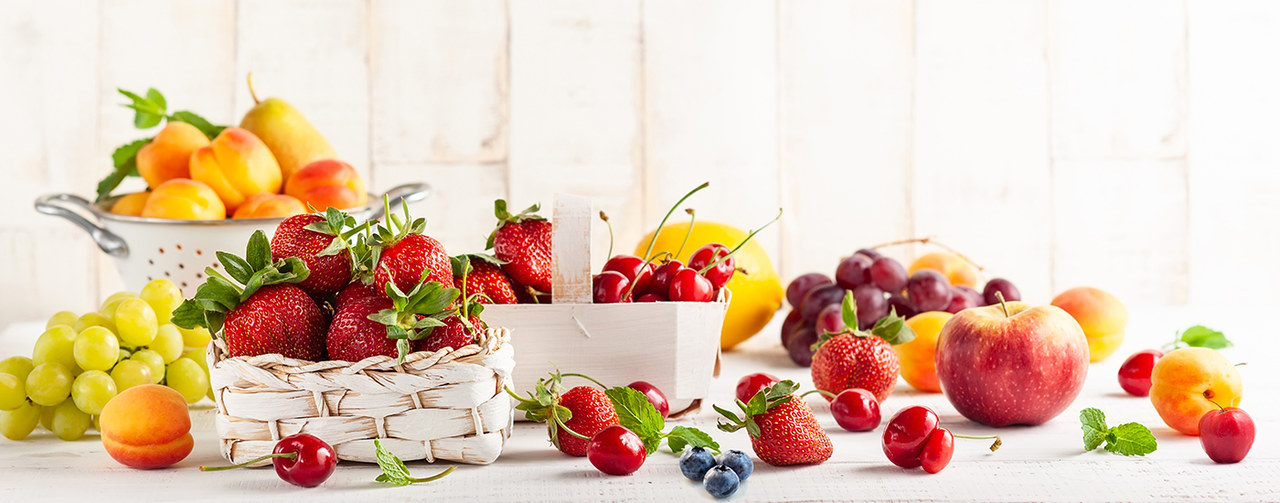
[0,306,1275,502]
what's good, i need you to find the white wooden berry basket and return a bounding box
[482,194,729,418]
[207,327,515,465]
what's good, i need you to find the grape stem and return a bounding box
[867,237,987,272]
[200,452,297,471]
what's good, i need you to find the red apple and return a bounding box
[1199,407,1255,464]
[935,300,1089,426]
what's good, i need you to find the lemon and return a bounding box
[635,222,783,350]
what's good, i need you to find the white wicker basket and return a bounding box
[208,327,514,465]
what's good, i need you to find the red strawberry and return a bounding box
[326,296,398,362]
[375,233,453,300]
[417,315,482,354]
[508,374,620,457]
[452,255,518,305]
[270,212,354,298]
[335,281,381,311]
[487,200,552,294]
[716,380,833,466]
[811,332,899,402]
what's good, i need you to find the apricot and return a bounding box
[1051,287,1128,362]
[140,179,226,220]
[109,192,152,217]
[908,252,978,288]
[895,311,953,393]
[285,159,367,211]
[232,193,307,219]
[99,384,193,469]
[1150,348,1242,435]
[189,127,282,214]
[136,122,210,189]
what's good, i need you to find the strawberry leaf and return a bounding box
[870,309,916,345]
[840,291,859,330]
[245,231,272,271]
[216,252,255,285]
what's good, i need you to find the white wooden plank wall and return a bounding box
[1,0,1276,328]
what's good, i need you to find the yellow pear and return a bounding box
[238,74,337,181]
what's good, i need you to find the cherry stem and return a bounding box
[559,372,608,390]
[599,211,614,258]
[1206,398,1225,411]
[800,389,837,399]
[643,182,710,262]
[697,208,783,275]
[674,208,696,259]
[406,466,456,483]
[952,434,1003,452]
[867,236,987,272]
[200,451,296,471]
[995,291,1010,317]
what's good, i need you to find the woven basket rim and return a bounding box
[210,326,511,372]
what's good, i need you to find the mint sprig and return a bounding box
[1164,325,1233,351]
[373,439,454,486]
[96,87,228,201]
[602,386,719,455]
[1080,408,1157,456]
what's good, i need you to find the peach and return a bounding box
[1150,348,1242,435]
[136,122,210,189]
[140,179,226,220]
[232,193,307,219]
[1051,286,1128,362]
[99,384,193,469]
[284,159,367,211]
[109,192,151,217]
[908,252,978,288]
[894,311,953,393]
[189,127,282,214]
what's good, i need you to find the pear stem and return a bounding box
[995,291,1010,317]
[247,73,261,105]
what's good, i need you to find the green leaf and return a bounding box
[870,310,916,345]
[216,251,255,285]
[169,301,206,330]
[1104,423,1157,456]
[1080,408,1108,451]
[168,110,225,139]
[1180,325,1232,350]
[605,386,665,451]
[666,426,720,455]
[841,291,858,330]
[95,138,150,202]
[145,88,166,111]
[119,88,166,129]
[373,439,413,486]
[246,231,271,271]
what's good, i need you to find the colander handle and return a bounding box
[34,193,129,257]
[367,183,431,220]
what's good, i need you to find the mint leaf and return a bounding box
[1104,423,1157,456]
[605,386,664,454]
[870,309,916,345]
[169,110,225,139]
[146,88,166,111]
[1180,325,1232,350]
[119,88,166,128]
[667,426,720,455]
[1080,408,1108,451]
[95,138,150,202]
[373,439,414,486]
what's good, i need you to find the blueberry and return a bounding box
[679,446,717,481]
[717,449,754,481]
[702,465,740,499]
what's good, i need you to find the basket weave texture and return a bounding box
[208,327,514,465]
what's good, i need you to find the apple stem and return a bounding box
[246,73,261,105]
[995,291,1010,317]
[866,236,987,272]
[952,434,1003,452]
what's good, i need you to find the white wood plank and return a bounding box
[1048,0,1187,160]
[913,0,1054,301]
[0,230,99,328]
[234,0,370,179]
[369,0,507,165]
[642,0,781,263]
[508,0,643,270]
[1052,160,1188,306]
[372,162,508,257]
[778,0,914,280]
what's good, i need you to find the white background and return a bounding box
[2,0,1278,329]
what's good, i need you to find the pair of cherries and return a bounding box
[883,406,1001,474]
[593,243,734,304]
[586,380,671,476]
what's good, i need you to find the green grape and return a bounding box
[165,358,209,404]
[110,360,153,391]
[50,400,91,441]
[46,311,78,330]
[181,347,208,370]
[131,350,166,384]
[0,401,41,440]
[32,325,78,371]
[26,363,73,406]
[118,348,132,361]
[0,356,35,383]
[101,291,139,309]
[141,279,184,324]
[40,400,57,430]
[0,373,25,411]
[74,311,115,333]
[71,370,117,415]
[151,325,185,364]
[114,298,157,347]
[92,414,100,431]
[73,326,120,371]
[178,325,212,348]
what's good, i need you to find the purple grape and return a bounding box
[800,284,848,321]
[855,248,883,260]
[869,256,908,293]
[786,273,833,308]
[888,293,918,319]
[852,284,889,327]
[945,285,982,314]
[786,326,819,367]
[906,270,951,312]
[780,309,802,348]
[982,278,1021,305]
[834,254,874,290]
[814,304,846,335]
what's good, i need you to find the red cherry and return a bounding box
[603,255,654,295]
[627,381,670,418]
[587,425,647,475]
[1199,407,1255,464]
[919,428,955,474]
[735,373,780,403]
[882,406,939,468]
[668,267,715,302]
[831,388,880,432]
[592,271,632,303]
[688,243,735,290]
[203,433,337,487]
[1117,349,1163,396]
[649,260,684,295]
[636,293,666,303]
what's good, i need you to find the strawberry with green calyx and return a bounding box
[371,198,453,302]
[329,269,460,363]
[487,200,552,294]
[715,380,833,466]
[810,292,915,403]
[271,207,367,298]
[451,254,518,305]
[172,230,327,361]
[559,373,721,455]
[506,372,620,457]
[418,262,488,354]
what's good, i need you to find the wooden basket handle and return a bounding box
[551,194,593,304]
